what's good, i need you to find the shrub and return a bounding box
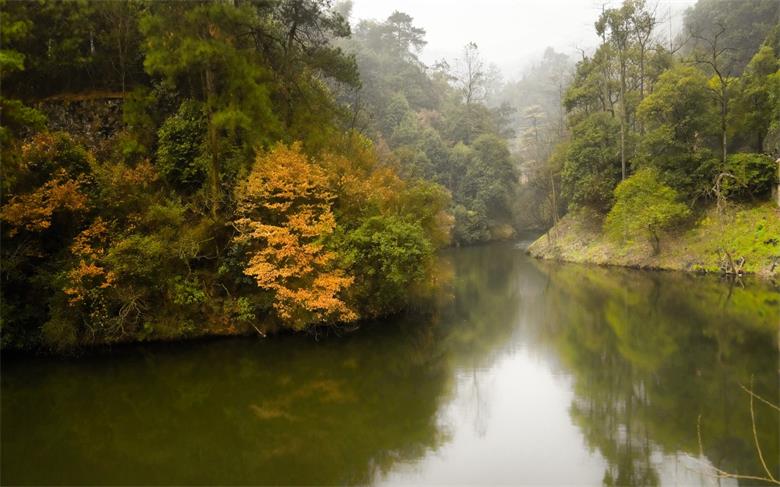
[338,215,433,317]
[719,153,777,200]
[605,168,691,254]
[156,100,208,191]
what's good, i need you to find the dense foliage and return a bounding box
[337,7,519,244]
[518,0,779,245]
[605,168,691,253]
[0,0,458,350]
[1,0,777,351]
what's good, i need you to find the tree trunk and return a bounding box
[549,169,558,230]
[639,47,645,101]
[116,20,126,94]
[205,66,220,219]
[774,158,780,208]
[620,117,626,181]
[721,92,727,163]
[651,230,660,255]
[620,57,627,180]
[638,44,645,135]
[717,74,728,164]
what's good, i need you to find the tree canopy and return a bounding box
[0,0,459,350]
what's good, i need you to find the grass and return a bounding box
[528,201,780,279]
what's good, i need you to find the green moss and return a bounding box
[529,202,780,279]
[682,203,780,275]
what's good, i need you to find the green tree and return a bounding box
[733,45,779,152]
[596,1,633,181]
[1,0,146,97]
[605,168,691,254]
[346,11,436,121]
[140,1,280,217]
[341,9,518,244]
[338,216,433,317]
[564,47,618,123]
[636,65,718,198]
[683,0,780,75]
[155,100,208,191]
[0,1,46,146]
[562,112,622,212]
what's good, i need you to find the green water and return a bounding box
[2,243,778,485]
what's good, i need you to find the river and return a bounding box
[2,243,778,485]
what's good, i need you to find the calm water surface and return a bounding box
[2,243,778,485]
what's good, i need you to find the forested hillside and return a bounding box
[336,6,519,243]
[1,0,512,351]
[525,0,780,276]
[1,0,778,351]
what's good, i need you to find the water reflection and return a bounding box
[534,260,779,485]
[2,244,778,485]
[1,325,453,485]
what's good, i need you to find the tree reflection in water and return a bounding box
[2,245,777,486]
[1,322,454,485]
[534,260,779,485]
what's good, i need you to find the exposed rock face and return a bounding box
[36,94,125,158]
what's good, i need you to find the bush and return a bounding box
[605,168,691,254]
[156,100,208,191]
[720,153,777,200]
[170,276,206,305]
[452,204,490,245]
[41,312,78,352]
[339,216,433,317]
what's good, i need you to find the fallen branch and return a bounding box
[747,378,778,484]
[694,378,780,485]
[250,323,266,338]
[719,249,745,275]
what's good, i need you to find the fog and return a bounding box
[350,0,697,79]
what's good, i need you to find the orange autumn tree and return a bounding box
[64,218,116,305]
[0,170,88,236]
[1,132,92,237]
[233,143,356,330]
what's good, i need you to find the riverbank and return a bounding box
[527,202,780,280]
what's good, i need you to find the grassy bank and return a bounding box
[527,202,780,280]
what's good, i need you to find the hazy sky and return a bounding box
[350,0,697,79]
